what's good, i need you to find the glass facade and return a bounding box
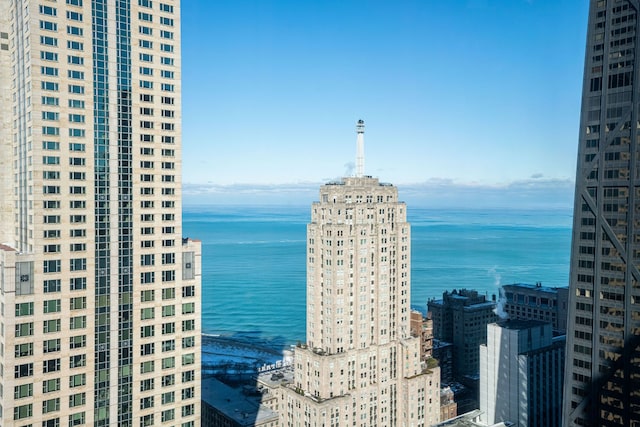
[564,1,640,425]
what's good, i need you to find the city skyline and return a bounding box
[180,0,589,207]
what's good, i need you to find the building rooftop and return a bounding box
[201,377,279,426]
[495,319,548,330]
[503,282,568,294]
[432,409,512,427]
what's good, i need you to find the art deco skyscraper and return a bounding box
[0,1,201,426]
[281,121,440,427]
[563,1,640,425]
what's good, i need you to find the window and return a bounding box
[68,84,84,94]
[182,353,195,366]
[43,140,60,149]
[42,81,59,91]
[141,378,154,392]
[162,288,175,300]
[70,277,86,291]
[69,373,86,387]
[70,258,86,271]
[160,17,174,26]
[15,343,33,358]
[162,409,175,422]
[41,35,58,46]
[182,302,196,314]
[66,11,83,21]
[40,20,58,31]
[160,3,174,12]
[161,391,175,404]
[14,383,33,399]
[67,25,83,35]
[141,307,155,320]
[182,370,195,383]
[162,374,175,387]
[141,360,154,374]
[16,302,34,316]
[70,315,86,330]
[68,55,84,65]
[162,357,175,369]
[141,325,154,338]
[43,397,60,413]
[162,339,175,352]
[69,99,85,108]
[70,296,86,310]
[13,403,32,420]
[70,335,86,349]
[69,392,85,408]
[15,363,33,378]
[44,319,61,333]
[69,354,86,368]
[43,338,61,353]
[44,299,61,313]
[43,359,61,374]
[15,322,33,337]
[162,305,175,317]
[182,336,195,348]
[141,289,154,302]
[44,279,61,293]
[40,5,57,15]
[162,322,175,334]
[182,320,195,332]
[141,343,154,356]
[41,51,59,62]
[69,413,85,426]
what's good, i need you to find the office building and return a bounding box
[428,289,498,378]
[563,1,640,425]
[281,121,441,427]
[410,310,434,361]
[0,1,201,426]
[502,282,569,334]
[480,320,565,427]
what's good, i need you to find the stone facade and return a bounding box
[0,1,201,426]
[280,173,440,427]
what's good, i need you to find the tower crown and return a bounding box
[356,119,365,177]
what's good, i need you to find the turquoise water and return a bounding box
[183,205,573,351]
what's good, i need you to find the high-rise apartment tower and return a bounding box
[281,121,440,427]
[563,1,640,425]
[0,1,201,426]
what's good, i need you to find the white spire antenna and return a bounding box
[356,119,365,177]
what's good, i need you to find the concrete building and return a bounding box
[502,283,569,334]
[562,1,640,425]
[479,320,564,427]
[280,121,441,427]
[440,386,457,422]
[410,310,434,361]
[428,289,498,378]
[0,1,202,426]
[201,377,279,427]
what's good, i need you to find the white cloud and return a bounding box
[183,177,575,209]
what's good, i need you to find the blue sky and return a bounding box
[181,0,588,207]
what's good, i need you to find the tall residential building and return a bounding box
[428,289,498,378]
[281,121,440,427]
[563,1,640,426]
[479,320,565,427]
[502,282,569,334]
[0,1,202,427]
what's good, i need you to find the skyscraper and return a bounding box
[0,1,201,426]
[563,1,640,425]
[281,121,440,427]
[480,320,565,427]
